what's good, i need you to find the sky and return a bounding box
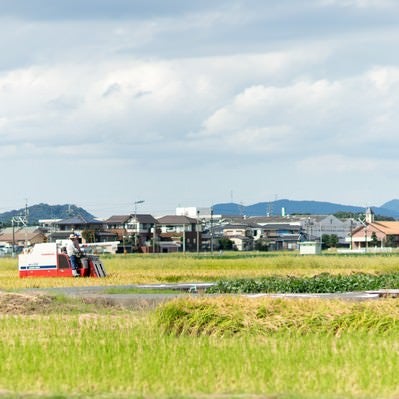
[2,0,399,218]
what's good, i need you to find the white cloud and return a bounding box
[193,64,399,159]
[0,45,330,158]
[298,155,378,173]
[2,2,399,214]
[319,0,396,8]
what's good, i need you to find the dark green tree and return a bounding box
[254,238,269,251]
[329,234,339,248]
[322,234,339,248]
[218,237,233,250]
[322,234,330,248]
[370,232,379,247]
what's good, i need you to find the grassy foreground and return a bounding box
[1,294,399,398]
[1,252,399,398]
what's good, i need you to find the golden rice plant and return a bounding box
[2,252,399,290]
[156,296,399,337]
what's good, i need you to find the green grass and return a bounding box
[3,253,399,397]
[2,297,399,398]
[103,287,182,295]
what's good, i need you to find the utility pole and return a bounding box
[133,200,144,251]
[11,214,28,256]
[350,218,353,250]
[182,224,186,253]
[196,210,200,253]
[152,223,157,254]
[358,216,368,253]
[210,208,214,255]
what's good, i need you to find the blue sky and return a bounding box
[1,0,399,217]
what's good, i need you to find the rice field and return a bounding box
[1,295,399,398]
[1,252,399,398]
[2,251,399,289]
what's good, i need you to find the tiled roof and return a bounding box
[0,227,45,241]
[248,216,302,224]
[262,224,302,231]
[58,214,103,225]
[104,215,131,224]
[135,214,158,224]
[157,215,197,224]
[372,221,399,234]
[0,226,44,235]
[222,224,252,230]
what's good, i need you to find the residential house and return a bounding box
[243,216,303,250]
[104,215,131,239]
[156,215,201,252]
[47,214,106,243]
[104,214,158,252]
[261,223,302,250]
[222,224,254,251]
[0,226,47,248]
[211,216,303,251]
[103,215,131,251]
[126,214,158,252]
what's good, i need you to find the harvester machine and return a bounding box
[18,243,106,278]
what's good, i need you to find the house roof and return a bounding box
[352,221,399,235]
[371,221,399,235]
[58,214,103,225]
[222,224,252,230]
[248,216,302,224]
[104,215,131,224]
[134,214,158,224]
[1,226,44,235]
[262,224,302,231]
[0,227,46,242]
[104,214,157,224]
[157,215,197,224]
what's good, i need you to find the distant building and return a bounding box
[300,241,322,255]
[176,207,213,219]
[46,215,105,243]
[351,221,399,249]
[104,214,157,252]
[156,215,201,252]
[299,215,359,245]
[0,227,47,247]
[222,224,254,251]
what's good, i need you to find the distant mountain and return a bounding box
[380,199,399,213]
[0,203,95,225]
[212,199,399,219]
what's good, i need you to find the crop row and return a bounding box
[206,272,399,294]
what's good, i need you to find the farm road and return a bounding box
[20,283,385,310]
[23,283,214,310]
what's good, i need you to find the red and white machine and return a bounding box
[18,243,106,278]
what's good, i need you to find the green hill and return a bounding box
[0,203,95,225]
